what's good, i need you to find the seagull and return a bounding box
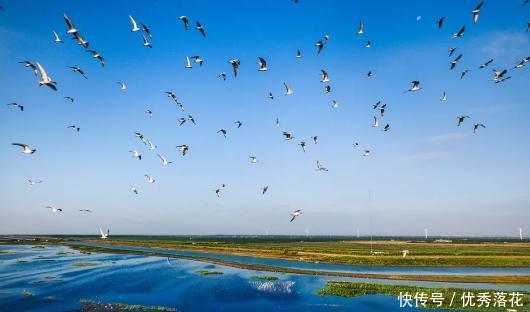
[191,56,203,66]
[141,23,152,38]
[268,92,274,100]
[372,116,379,127]
[188,115,196,125]
[261,186,269,194]
[324,34,330,41]
[365,40,372,48]
[249,156,258,163]
[495,76,511,84]
[86,50,105,66]
[177,145,189,156]
[257,57,268,71]
[67,125,80,132]
[316,160,328,171]
[130,150,142,160]
[441,91,447,101]
[158,154,172,166]
[275,118,280,128]
[290,210,302,222]
[129,184,139,194]
[196,22,206,37]
[320,70,330,82]
[453,26,465,39]
[28,179,42,185]
[324,85,332,93]
[178,117,186,126]
[479,59,493,69]
[63,14,78,34]
[178,16,189,30]
[357,20,364,34]
[366,71,374,78]
[457,115,470,126]
[146,139,157,151]
[68,66,88,79]
[473,123,486,134]
[37,63,57,91]
[117,82,127,90]
[448,47,457,57]
[284,82,293,95]
[352,142,359,148]
[492,69,508,81]
[460,69,470,80]
[513,57,530,69]
[19,61,38,76]
[142,35,152,48]
[129,15,140,32]
[145,109,153,118]
[450,54,462,70]
[229,59,240,77]
[217,128,228,138]
[46,205,63,213]
[437,17,445,29]
[312,136,318,144]
[379,104,387,117]
[145,174,155,183]
[296,50,302,58]
[64,96,74,103]
[12,143,36,154]
[214,188,222,197]
[6,103,24,111]
[383,124,390,132]
[298,141,307,152]
[373,101,381,109]
[100,228,109,239]
[282,132,294,140]
[218,72,227,81]
[363,150,371,157]
[315,40,324,54]
[185,56,192,68]
[234,121,242,128]
[79,209,92,213]
[52,31,63,43]
[332,100,339,109]
[472,1,484,24]
[405,81,421,92]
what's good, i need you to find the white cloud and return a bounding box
[426,132,470,143]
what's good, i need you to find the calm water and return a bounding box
[0,245,526,311]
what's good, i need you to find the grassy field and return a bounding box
[44,235,530,267]
[319,281,530,311]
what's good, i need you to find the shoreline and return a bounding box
[66,244,530,285]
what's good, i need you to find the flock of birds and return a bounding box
[3,1,530,236]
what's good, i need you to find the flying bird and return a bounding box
[479,58,493,69]
[453,26,465,38]
[188,115,196,125]
[460,69,470,80]
[268,92,274,100]
[68,66,88,79]
[145,109,153,118]
[406,81,421,92]
[72,32,89,48]
[276,118,280,128]
[448,47,457,57]
[67,125,80,132]
[437,17,445,29]
[52,31,63,43]
[129,15,140,32]
[217,128,228,138]
[178,16,189,30]
[332,100,339,109]
[316,160,328,171]
[129,184,139,194]
[312,136,318,144]
[79,209,92,213]
[290,210,302,222]
[320,70,330,82]
[228,59,240,77]
[357,20,364,34]
[191,56,203,66]
[372,116,379,127]
[472,1,484,24]
[298,141,307,152]
[63,14,78,34]
[218,72,227,81]
[87,50,105,66]
[158,154,172,166]
[234,121,242,128]
[185,56,192,68]
[284,82,293,95]
[379,104,387,117]
[282,132,294,140]
[177,144,189,156]
[473,123,486,134]
[296,50,302,58]
[142,35,152,48]
[130,150,142,160]
[64,96,74,103]
[141,23,152,38]
[28,179,42,185]
[363,150,371,157]
[324,85,332,93]
[46,205,63,213]
[257,57,268,71]
[441,91,447,101]
[492,69,508,81]
[249,156,258,163]
[145,174,155,183]
[117,82,127,90]
[37,62,57,91]
[457,115,470,126]
[178,117,186,126]
[6,103,24,111]
[12,143,36,154]
[450,54,462,70]
[365,40,372,48]
[100,228,109,239]
[196,22,206,37]
[315,40,324,54]
[383,124,390,132]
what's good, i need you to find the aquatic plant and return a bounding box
[195,270,223,275]
[80,299,177,311]
[250,276,279,281]
[72,262,100,267]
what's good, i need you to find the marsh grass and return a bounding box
[196,270,223,275]
[72,262,100,267]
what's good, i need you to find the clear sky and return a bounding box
[0,0,529,236]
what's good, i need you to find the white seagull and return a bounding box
[12,143,36,154]
[158,154,172,166]
[129,15,140,32]
[28,179,43,185]
[130,150,141,160]
[257,57,268,71]
[290,210,302,222]
[37,62,57,91]
[316,160,328,171]
[249,156,258,163]
[117,82,127,90]
[52,31,63,43]
[6,103,24,111]
[100,228,109,239]
[284,82,293,95]
[46,205,63,213]
[145,174,155,183]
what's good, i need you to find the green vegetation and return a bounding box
[80,300,176,311]
[56,251,73,255]
[196,270,223,275]
[31,245,46,249]
[318,281,530,311]
[250,276,279,281]
[72,262,100,267]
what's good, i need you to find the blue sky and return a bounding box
[0,0,529,236]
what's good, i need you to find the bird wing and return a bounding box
[36,63,48,80]
[129,15,138,29]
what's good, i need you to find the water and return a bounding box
[0,245,526,311]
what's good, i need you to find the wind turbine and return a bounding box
[424,228,429,240]
[520,228,523,241]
